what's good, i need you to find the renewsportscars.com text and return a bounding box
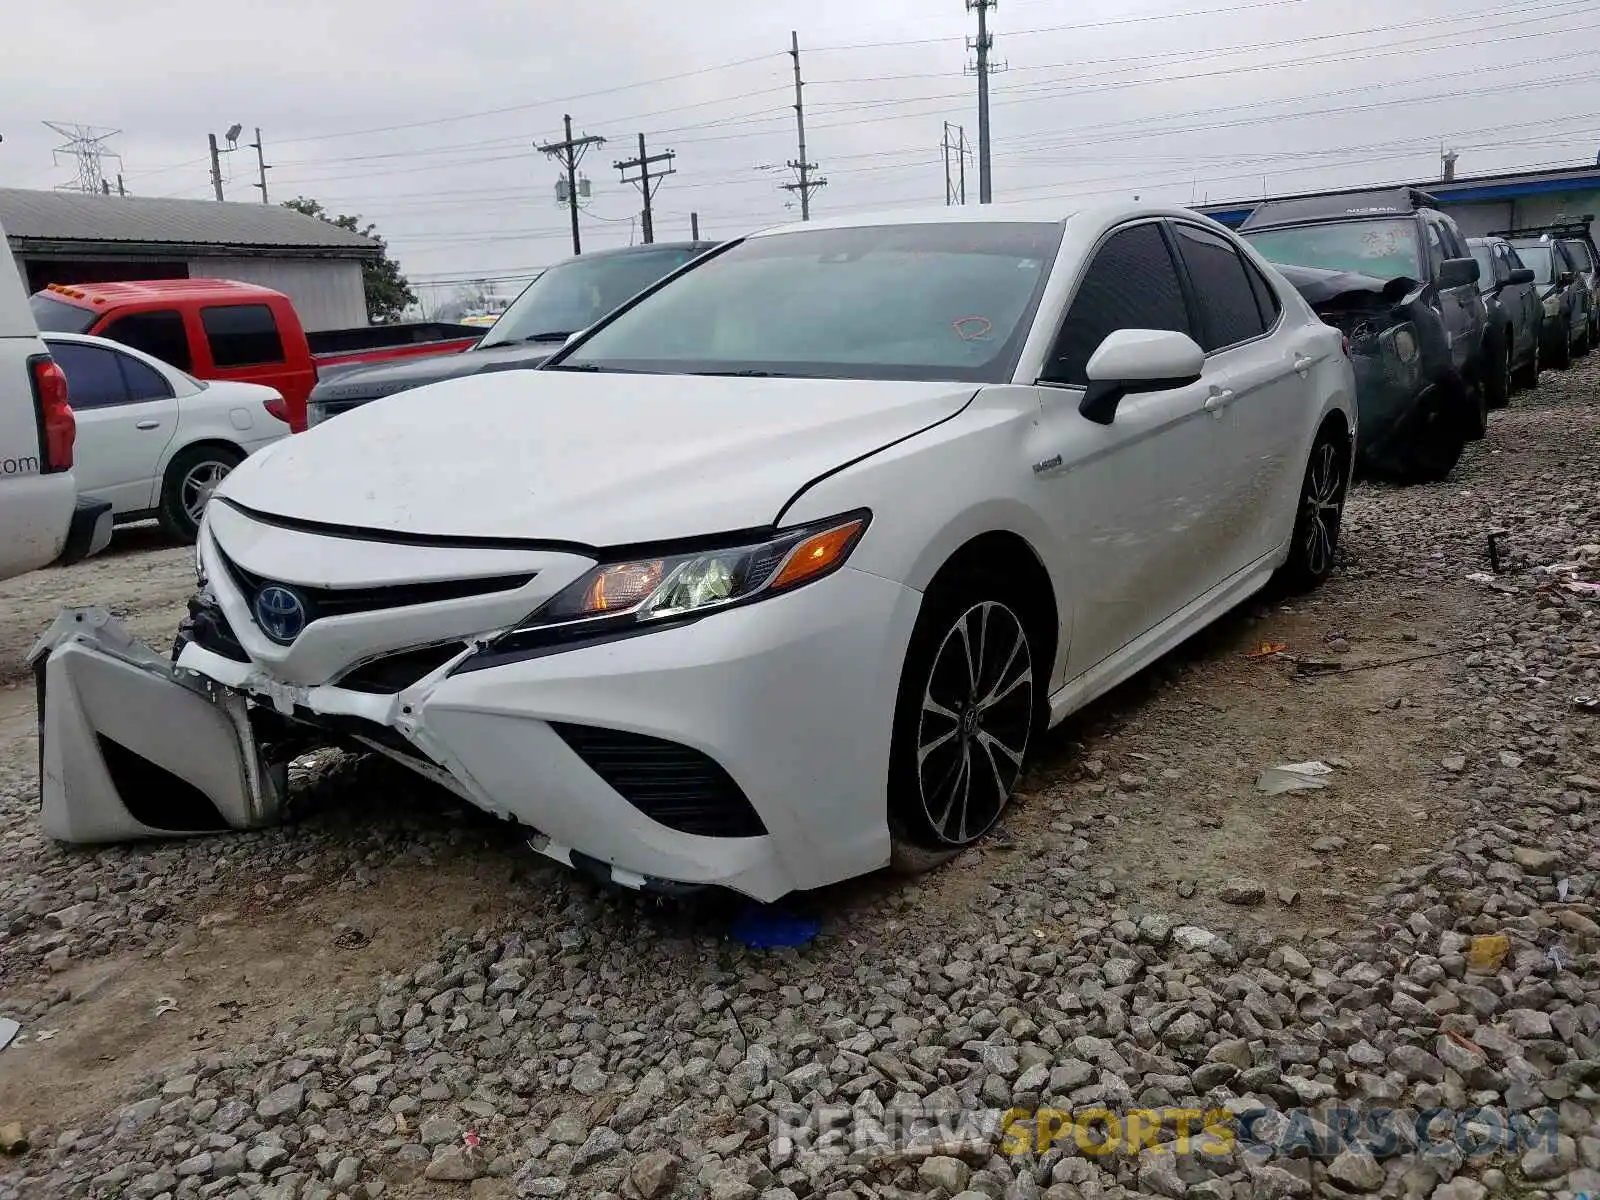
[1,453,41,476]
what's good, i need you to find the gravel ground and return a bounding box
[0,361,1595,1200]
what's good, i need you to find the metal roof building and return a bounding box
[0,188,380,331]
[1195,164,1600,244]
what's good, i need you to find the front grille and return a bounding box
[218,549,533,624]
[550,723,768,839]
[338,643,467,693]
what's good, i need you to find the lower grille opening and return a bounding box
[550,723,767,839]
[98,735,231,832]
[338,643,466,694]
[218,550,533,621]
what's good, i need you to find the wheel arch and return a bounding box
[160,436,248,481]
[918,529,1061,720]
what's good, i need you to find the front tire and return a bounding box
[1275,426,1348,593]
[1516,337,1541,391]
[888,584,1038,867]
[1485,334,1513,411]
[158,444,243,542]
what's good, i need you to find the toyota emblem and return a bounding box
[254,584,310,644]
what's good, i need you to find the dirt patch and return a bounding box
[0,843,524,1131]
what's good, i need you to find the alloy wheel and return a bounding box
[1300,439,1344,577]
[916,601,1034,845]
[181,461,233,524]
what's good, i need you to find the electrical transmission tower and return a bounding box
[615,134,675,244]
[538,115,606,256]
[942,122,972,205]
[44,122,122,194]
[963,0,1005,203]
[781,31,826,219]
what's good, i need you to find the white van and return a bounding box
[0,225,111,580]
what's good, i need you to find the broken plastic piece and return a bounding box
[0,1019,18,1052]
[1547,945,1566,971]
[1246,642,1287,659]
[154,997,178,1017]
[1558,878,1571,902]
[1255,761,1334,794]
[730,903,821,949]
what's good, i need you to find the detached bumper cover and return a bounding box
[26,608,284,842]
[27,563,920,901]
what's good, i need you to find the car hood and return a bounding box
[309,341,558,403]
[218,370,979,545]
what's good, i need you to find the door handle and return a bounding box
[1294,353,1314,375]
[1203,388,1234,414]
[135,420,162,430]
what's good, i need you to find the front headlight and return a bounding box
[508,511,870,640]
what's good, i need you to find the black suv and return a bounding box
[307,241,718,426]
[1240,187,1488,483]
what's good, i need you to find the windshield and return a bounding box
[1564,240,1594,271]
[1515,245,1555,285]
[1470,246,1496,294]
[1244,218,1422,280]
[29,294,97,333]
[556,221,1064,383]
[478,248,702,347]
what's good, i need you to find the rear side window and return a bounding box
[1044,223,1193,385]
[201,304,285,367]
[100,309,192,371]
[48,342,129,409]
[1171,223,1268,350]
[1244,256,1282,326]
[117,352,174,401]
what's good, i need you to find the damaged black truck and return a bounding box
[1239,187,1488,483]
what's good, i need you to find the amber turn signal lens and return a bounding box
[583,560,664,612]
[769,519,865,591]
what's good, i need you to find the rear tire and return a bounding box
[1274,425,1348,594]
[888,579,1039,869]
[158,444,243,542]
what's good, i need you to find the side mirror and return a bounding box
[1438,257,1480,289]
[1078,329,1205,425]
[1506,267,1535,286]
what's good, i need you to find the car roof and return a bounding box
[1238,187,1440,232]
[37,277,286,308]
[748,200,1080,238]
[547,241,719,268]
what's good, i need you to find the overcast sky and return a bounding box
[3,0,1599,307]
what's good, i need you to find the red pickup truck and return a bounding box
[28,279,481,432]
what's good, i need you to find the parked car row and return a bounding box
[1238,187,1597,483]
[31,200,1360,903]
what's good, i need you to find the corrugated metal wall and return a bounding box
[189,258,367,331]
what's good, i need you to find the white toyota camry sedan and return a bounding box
[30,202,1356,901]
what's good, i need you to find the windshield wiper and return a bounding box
[519,331,575,343]
[689,369,783,377]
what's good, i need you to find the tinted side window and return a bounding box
[201,304,286,367]
[1172,223,1268,350]
[49,342,130,409]
[1422,221,1446,278]
[1244,257,1282,326]
[100,309,192,371]
[1044,223,1192,385]
[116,352,174,401]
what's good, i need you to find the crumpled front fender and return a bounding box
[26,608,285,843]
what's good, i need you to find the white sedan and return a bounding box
[41,332,290,541]
[29,202,1355,901]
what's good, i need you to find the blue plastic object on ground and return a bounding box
[730,903,821,949]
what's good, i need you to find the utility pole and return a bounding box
[781,31,826,218]
[208,133,224,201]
[249,127,271,203]
[539,115,606,256]
[691,212,700,240]
[943,123,972,205]
[615,133,675,245]
[965,0,1001,203]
